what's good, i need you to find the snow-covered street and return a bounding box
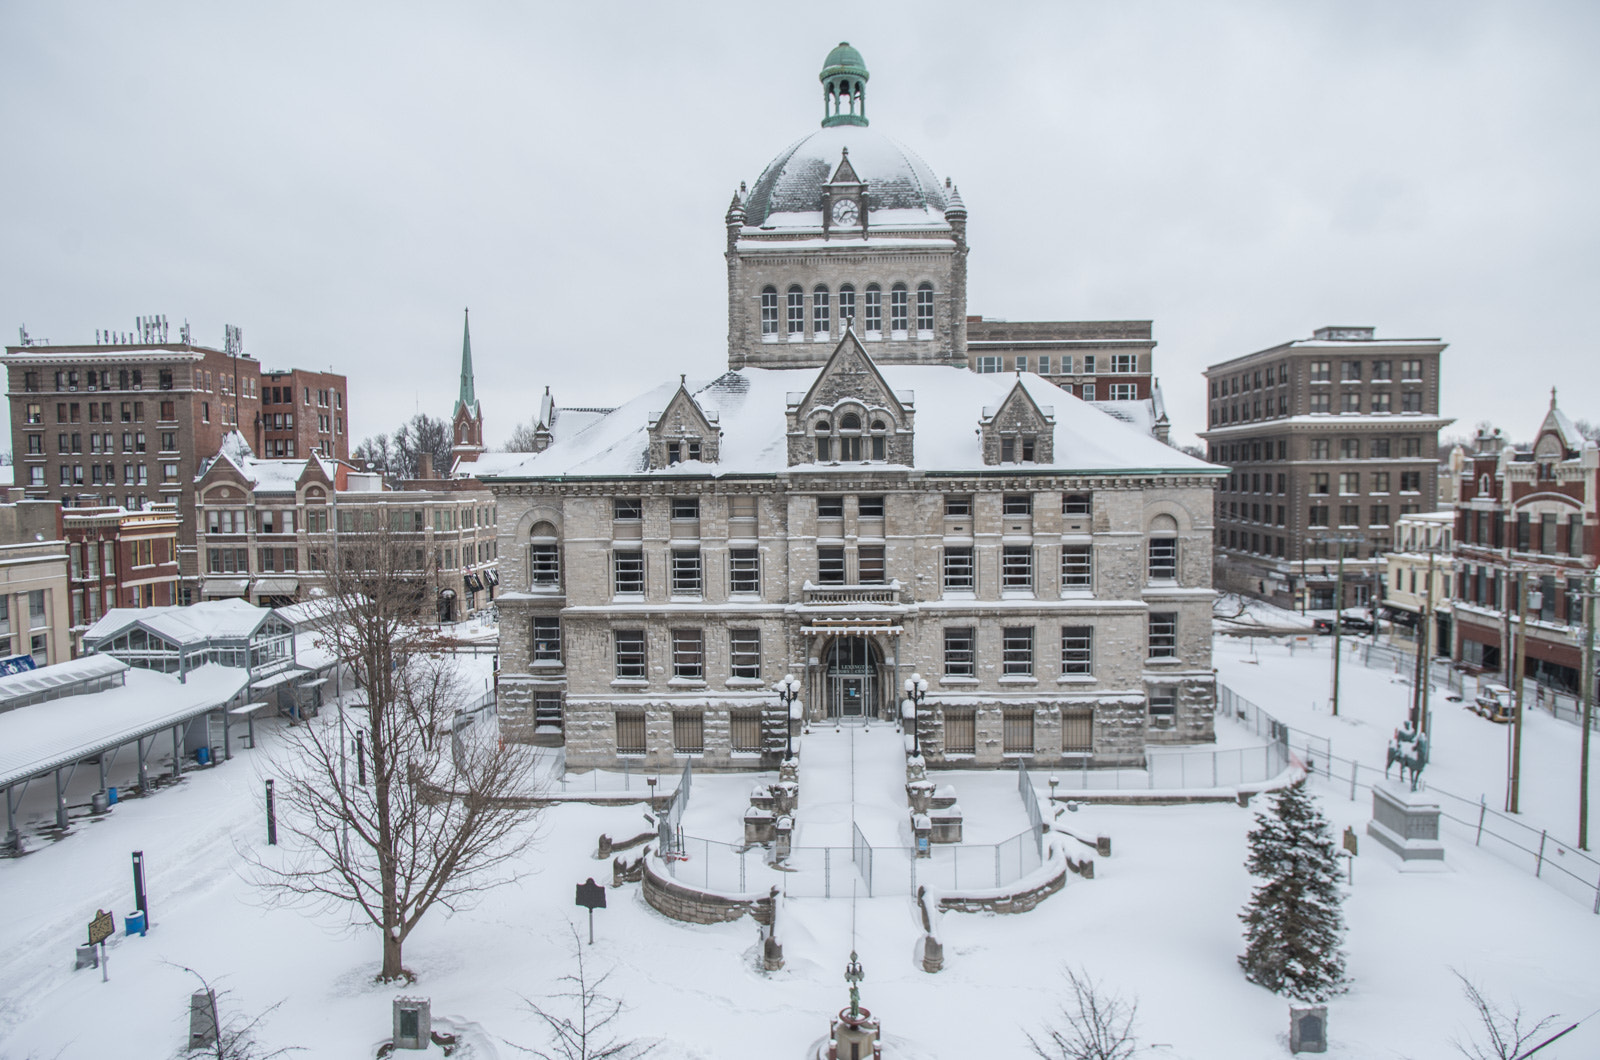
[3,645,1599,1058]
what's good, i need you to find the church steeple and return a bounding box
[451,307,485,467]
[820,42,869,127]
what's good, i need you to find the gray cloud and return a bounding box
[2,1,1596,450]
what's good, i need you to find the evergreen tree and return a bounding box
[1238,779,1347,1001]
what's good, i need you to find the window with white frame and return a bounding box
[764,286,784,341]
[1003,627,1034,676]
[1148,613,1177,658]
[1038,355,1051,374]
[670,549,702,595]
[614,630,646,680]
[1081,383,1096,401]
[976,356,1001,373]
[864,285,882,335]
[1111,354,1137,373]
[943,547,974,592]
[613,550,644,595]
[915,283,934,335]
[1061,627,1093,675]
[838,284,856,328]
[1061,544,1092,590]
[812,285,830,338]
[729,548,759,594]
[944,627,975,677]
[1015,356,1028,373]
[1109,383,1137,400]
[787,286,804,338]
[1002,546,1033,591]
[671,629,704,680]
[729,628,761,679]
[889,283,909,336]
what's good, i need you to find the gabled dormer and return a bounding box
[822,148,866,239]
[786,329,914,466]
[979,380,1055,465]
[647,378,720,469]
[1532,387,1580,463]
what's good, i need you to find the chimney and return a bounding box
[418,453,433,480]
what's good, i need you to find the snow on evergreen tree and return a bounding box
[1238,778,1347,1001]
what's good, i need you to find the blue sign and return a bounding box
[0,655,37,676]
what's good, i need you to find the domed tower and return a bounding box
[726,43,968,371]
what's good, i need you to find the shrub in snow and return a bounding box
[1237,779,1347,1001]
[1025,966,1139,1060]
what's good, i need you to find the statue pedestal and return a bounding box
[828,1008,881,1060]
[1366,782,1444,861]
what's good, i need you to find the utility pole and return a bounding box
[1579,572,1595,850]
[1315,533,1363,717]
[1508,572,1531,814]
[1410,549,1437,733]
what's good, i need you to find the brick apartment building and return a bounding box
[4,324,350,600]
[62,504,181,643]
[259,368,350,460]
[1451,397,1598,691]
[0,499,70,667]
[1199,326,1453,610]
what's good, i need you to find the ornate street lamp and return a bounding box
[902,672,928,757]
[775,673,803,762]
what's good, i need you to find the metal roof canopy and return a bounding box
[0,667,248,793]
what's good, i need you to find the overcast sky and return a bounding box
[3,1,1596,452]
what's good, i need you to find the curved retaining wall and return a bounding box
[933,859,1067,915]
[641,855,776,926]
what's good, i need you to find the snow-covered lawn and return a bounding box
[3,650,1599,1058]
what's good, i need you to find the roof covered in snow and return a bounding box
[83,598,283,646]
[743,126,950,229]
[478,364,1219,481]
[199,431,336,493]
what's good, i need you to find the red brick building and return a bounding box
[62,506,181,642]
[258,368,350,460]
[1452,393,1598,691]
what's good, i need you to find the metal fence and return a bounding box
[657,760,692,857]
[1311,749,1600,914]
[1045,744,1290,792]
[660,825,1044,899]
[1219,685,1332,767]
[1018,762,1044,857]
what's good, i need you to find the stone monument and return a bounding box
[1289,1003,1328,1053]
[827,951,882,1060]
[1366,781,1444,861]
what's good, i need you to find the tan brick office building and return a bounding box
[1199,326,1452,611]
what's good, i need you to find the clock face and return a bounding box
[831,198,860,226]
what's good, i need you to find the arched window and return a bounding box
[870,418,888,461]
[813,285,831,339]
[916,283,935,335]
[838,412,863,461]
[814,418,832,462]
[1147,514,1179,583]
[890,284,909,337]
[787,285,805,339]
[760,286,778,338]
[838,284,856,329]
[864,284,883,337]
[529,520,560,590]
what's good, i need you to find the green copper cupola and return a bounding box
[820,42,869,127]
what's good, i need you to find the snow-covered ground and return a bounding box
[3,647,1599,1058]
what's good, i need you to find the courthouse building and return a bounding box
[476,45,1224,771]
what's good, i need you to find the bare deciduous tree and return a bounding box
[171,965,299,1060]
[1027,966,1140,1060]
[512,924,656,1060]
[502,418,543,453]
[355,413,455,481]
[246,529,541,981]
[1451,971,1559,1060]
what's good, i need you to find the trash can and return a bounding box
[196,747,211,766]
[107,787,118,805]
[125,910,147,936]
[91,790,109,814]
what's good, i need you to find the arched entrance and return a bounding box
[824,637,881,719]
[437,588,456,624]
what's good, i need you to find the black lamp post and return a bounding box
[776,674,802,762]
[902,672,928,757]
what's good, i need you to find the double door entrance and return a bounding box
[825,637,880,720]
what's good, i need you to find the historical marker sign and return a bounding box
[575,878,607,944]
[88,909,114,947]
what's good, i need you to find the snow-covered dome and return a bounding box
[743,125,950,228]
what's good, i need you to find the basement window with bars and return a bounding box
[943,708,976,755]
[616,712,647,756]
[1061,708,1093,753]
[1003,711,1035,754]
[730,710,762,753]
[1148,686,1177,729]
[673,711,705,755]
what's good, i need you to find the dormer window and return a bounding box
[813,286,831,340]
[864,285,882,338]
[667,440,701,464]
[870,418,888,461]
[814,418,832,462]
[838,412,862,461]
[1000,435,1037,463]
[890,283,909,338]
